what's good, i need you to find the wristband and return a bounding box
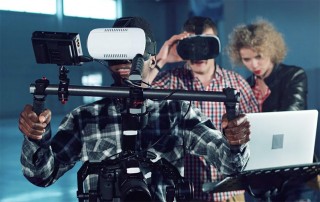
[155,64,161,71]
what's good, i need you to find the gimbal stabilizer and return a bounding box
[30,31,240,202]
[31,67,240,202]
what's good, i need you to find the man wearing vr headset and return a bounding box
[19,17,251,201]
[151,16,259,201]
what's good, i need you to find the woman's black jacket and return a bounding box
[247,63,308,112]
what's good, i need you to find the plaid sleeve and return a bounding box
[20,114,79,187]
[20,127,56,187]
[152,70,173,89]
[236,74,259,113]
[181,102,249,175]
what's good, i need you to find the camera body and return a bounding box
[98,159,151,202]
[77,157,194,202]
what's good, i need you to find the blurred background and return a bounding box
[0,0,319,201]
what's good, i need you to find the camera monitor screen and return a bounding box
[32,31,83,66]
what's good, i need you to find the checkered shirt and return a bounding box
[21,98,249,201]
[152,64,259,201]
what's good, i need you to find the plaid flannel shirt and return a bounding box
[252,78,271,112]
[152,64,259,201]
[21,98,249,202]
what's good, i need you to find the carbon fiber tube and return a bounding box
[30,84,239,103]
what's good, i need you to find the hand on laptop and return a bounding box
[222,113,250,146]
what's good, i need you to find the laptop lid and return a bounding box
[244,110,318,171]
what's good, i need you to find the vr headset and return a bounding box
[87,28,156,62]
[176,35,221,60]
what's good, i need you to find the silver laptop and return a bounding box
[244,110,318,171]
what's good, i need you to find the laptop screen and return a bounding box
[244,110,318,171]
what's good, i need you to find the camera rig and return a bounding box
[76,154,194,201]
[30,31,240,202]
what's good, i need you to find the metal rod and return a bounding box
[30,84,239,102]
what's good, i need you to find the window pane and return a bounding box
[64,0,117,19]
[0,0,56,14]
[81,72,103,103]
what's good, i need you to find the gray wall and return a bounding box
[0,0,319,116]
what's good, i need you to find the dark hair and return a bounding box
[183,16,218,35]
[113,17,156,56]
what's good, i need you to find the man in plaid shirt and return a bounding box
[19,17,251,202]
[151,16,259,201]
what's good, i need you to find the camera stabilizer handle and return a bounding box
[32,65,71,116]
[32,77,50,115]
[31,84,240,119]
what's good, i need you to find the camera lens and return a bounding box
[121,178,151,202]
[175,180,194,201]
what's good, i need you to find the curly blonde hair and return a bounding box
[227,18,287,66]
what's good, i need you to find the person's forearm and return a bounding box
[147,59,165,84]
[21,137,56,187]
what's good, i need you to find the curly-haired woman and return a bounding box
[227,19,307,113]
[227,18,320,202]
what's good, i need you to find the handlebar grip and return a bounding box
[225,102,239,121]
[33,98,45,115]
[32,77,49,115]
[226,108,237,120]
[31,98,49,145]
[225,103,241,153]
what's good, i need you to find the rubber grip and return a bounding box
[33,99,45,115]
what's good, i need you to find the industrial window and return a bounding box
[0,0,120,20]
[0,0,56,14]
[63,0,120,19]
[81,72,103,104]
